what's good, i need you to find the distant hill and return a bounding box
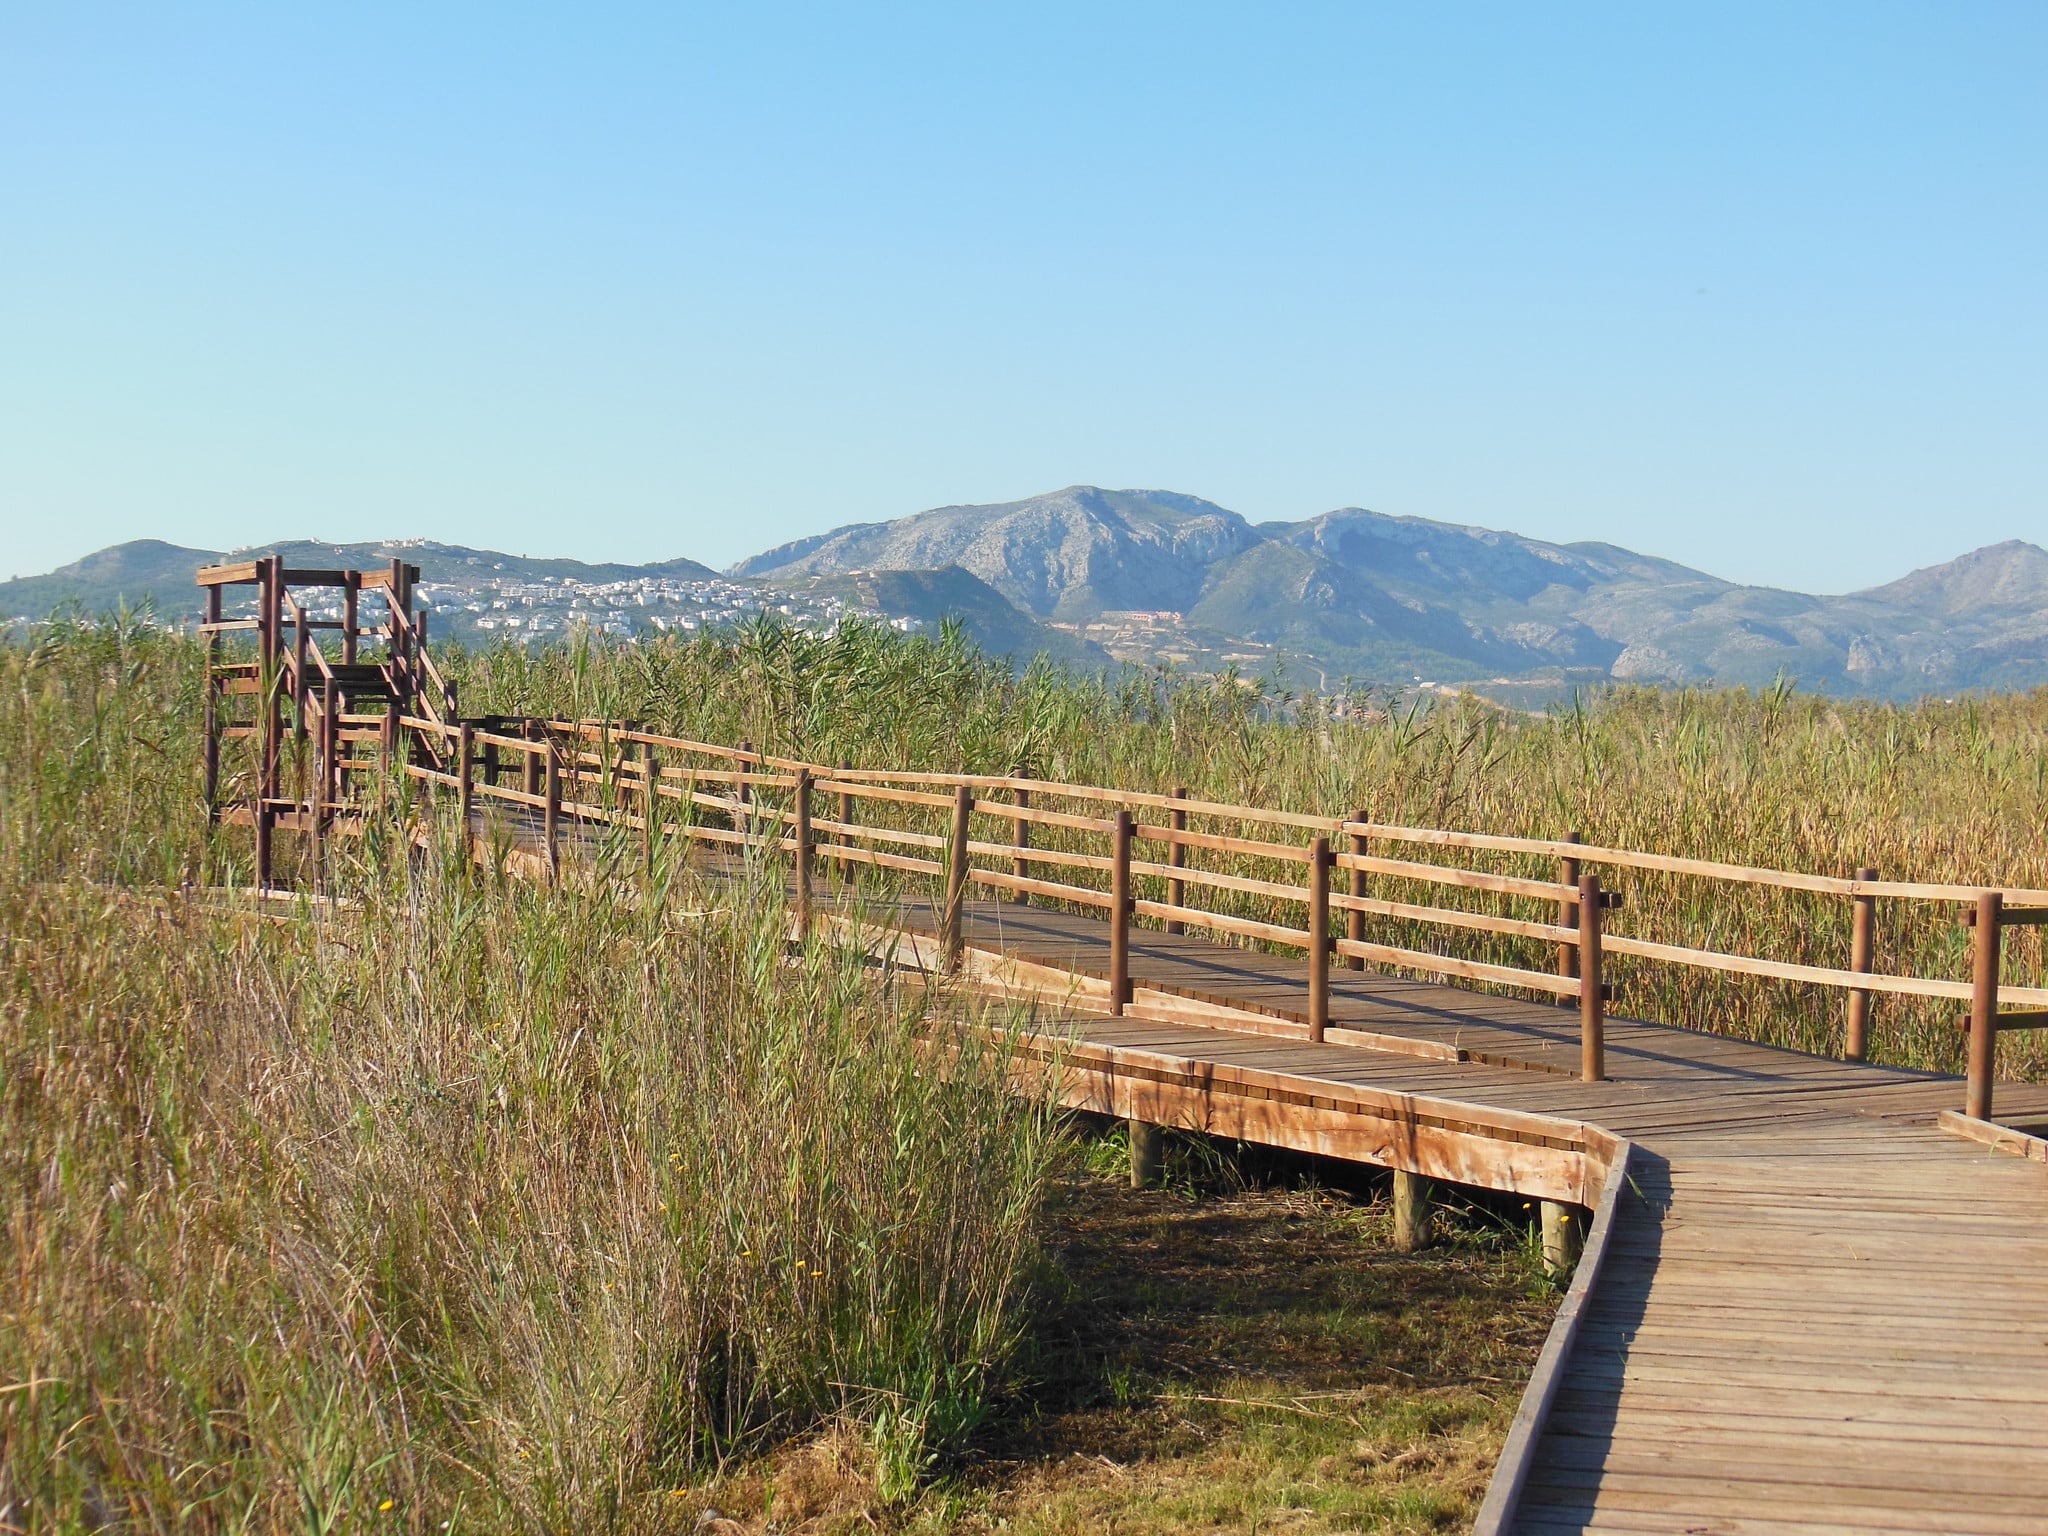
[0,539,226,621]
[9,499,2046,697]
[0,538,723,623]
[734,489,2048,699]
[758,566,1114,668]
[0,538,1089,670]
[734,486,1263,619]
[1859,540,2048,619]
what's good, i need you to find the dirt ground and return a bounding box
[683,1134,1560,1535]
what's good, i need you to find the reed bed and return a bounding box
[0,620,1059,1531]
[8,612,2048,1528]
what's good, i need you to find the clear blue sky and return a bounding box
[3,4,2042,590]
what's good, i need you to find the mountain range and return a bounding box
[5,488,2045,700]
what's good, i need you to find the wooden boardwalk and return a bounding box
[196,559,2048,1532]
[833,895,2048,1535]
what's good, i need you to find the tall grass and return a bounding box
[0,621,1059,1530]
[7,613,2048,1526]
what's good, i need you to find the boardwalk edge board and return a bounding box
[1472,1138,1635,1536]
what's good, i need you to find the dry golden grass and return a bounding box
[8,614,2047,1532]
[1,622,1058,1531]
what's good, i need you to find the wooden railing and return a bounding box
[362,714,2048,1113]
[197,564,2048,1118]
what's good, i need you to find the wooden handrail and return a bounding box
[205,562,2048,1112]
[1340,819,2048,907]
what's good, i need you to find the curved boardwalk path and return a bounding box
[829,893,2048,1535]
[209,557,2048,1529]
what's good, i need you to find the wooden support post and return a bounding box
[638,736,656,868]
[1109,810,1133,1015]
[1128,1120,1164,1190]
[1165,787,1187,934]
[1846,866,1879,1061]
[259,557,283,804]
[483,736,499,789]
[456,723,475,848]
[1968,890,2003,1121]
[736,739,754,846]
[1308,835,1331,1042]
[1557,832,1582,1000]
[386,558,406,705]
[522,721,540,799]
[793,767,813,935]
[308,742,325,890]
[342,572,359,665]
[1011,768,1032,906]
[942,784,972,971]
[838,758,855,883]
[320,677,338,813]
[544,743,562,880]
[202,583,222,820]
[1580,872,1606,1083]
[1541,1201,1586,1277]
[1392,1170,1432,1253]
[1346,809,1368,970]
[255,800,273,892]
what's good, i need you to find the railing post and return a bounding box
[1846,866,1879,1061]
[522,720,540,800]
[793,767,813,935]
[1308,836,1331,1042]
[1109,810,1133,1015]
[255,800,273,892]
[637,735,656,867]
[1968,890,2003,1121]
[1165,787,1187,934]
[386,558,407,711]
[736,739,754,846]
[1012,767,1032,906]
[1557,832,1582,1001]
[942,784,972,971]
[342,571,359,666]
[203,583,222,821]
[838,758,855,883]
[457,722,475,851]
[320,677,338,815]
[544,741,562,880]
[1579,872,1605,1082]
[1346,808,1368,970]
[259,556,282,804]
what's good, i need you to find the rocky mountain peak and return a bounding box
[1858,540,2048,618]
